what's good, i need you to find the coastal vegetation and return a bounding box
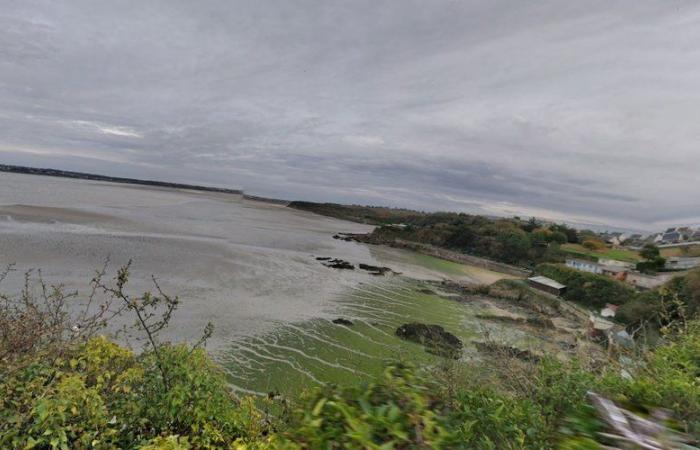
[291,202,608,269]
[2,263,700,448]
[535,263,637,309]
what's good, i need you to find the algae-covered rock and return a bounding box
[395,323,463,359]
[332,318,353,326]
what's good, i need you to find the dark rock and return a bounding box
[316,256,332,261]
[395,323,463,359]
[323,258,354,270]
[358,263,393,275]
[332,318,353,326]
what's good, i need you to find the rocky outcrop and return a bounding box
[322,258,354,270]
[475,314,555,329]
[332,234,356,242]
[316,256,398,275]
[332,318,353,326]
[395,323,463,359]
[358,263,395,276]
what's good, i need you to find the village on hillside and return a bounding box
[524,225,700,348]
[557,225,700,287]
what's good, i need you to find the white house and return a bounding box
[566,259,602,274]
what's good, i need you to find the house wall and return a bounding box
[565,259,602,274]
[528,279,564,296]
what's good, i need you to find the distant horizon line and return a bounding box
[0,162,670,235]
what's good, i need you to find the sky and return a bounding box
[1,0,699,231]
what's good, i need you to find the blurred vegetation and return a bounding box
[2,263,700,448]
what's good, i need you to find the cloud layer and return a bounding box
[1,0,699,230]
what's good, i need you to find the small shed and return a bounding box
[528,276,566,296]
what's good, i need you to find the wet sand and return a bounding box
[0,204,130,224]
[0,172,511,346]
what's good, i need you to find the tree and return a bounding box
[522,217,540,233]
[582,239,605,251]
[548,231,568,245]
[636,258,666,274]
[551,224,579,243]
[640,244,661,260]
[496,229,531,263]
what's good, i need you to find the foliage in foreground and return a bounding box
[0,337,262,449]
[2,265,700,448]
[4,331,700,449]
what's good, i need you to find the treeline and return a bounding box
[371,214,579,266]
[0,164,243,195]
[288,201,424,224]
[290,201,585,267]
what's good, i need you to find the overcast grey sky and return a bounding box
[1,1,698,230]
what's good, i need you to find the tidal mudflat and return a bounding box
[0,172,550,394]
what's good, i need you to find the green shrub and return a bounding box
[536,263,636,309]
[281,364,453,448]
[450,389,548,449]
[0,337,260,449]
[600,321,700,434]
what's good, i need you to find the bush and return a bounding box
[2,264,699,448]
[281,365,453,448]
[600,321,700,435]
[0,337,257,449]
[536,263,637,309]
[450,389,549,449]
[582,240,605,251]
[281,363,570,450]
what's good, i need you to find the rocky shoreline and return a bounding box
[333,232,530,277]
[315,255,400,275]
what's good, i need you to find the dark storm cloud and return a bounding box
[1,0,699,230]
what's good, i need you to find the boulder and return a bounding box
[332,318,353,326]
[323,258,354,270]
[395,323,463,359]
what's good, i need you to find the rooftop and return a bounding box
[528,276,566,290]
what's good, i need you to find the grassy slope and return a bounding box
[661,244,700,258]
[560,243,641,263]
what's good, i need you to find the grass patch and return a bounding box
[560,243,641,263]
[661,244,700,258]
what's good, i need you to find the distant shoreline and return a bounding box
[0,164,247,195]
